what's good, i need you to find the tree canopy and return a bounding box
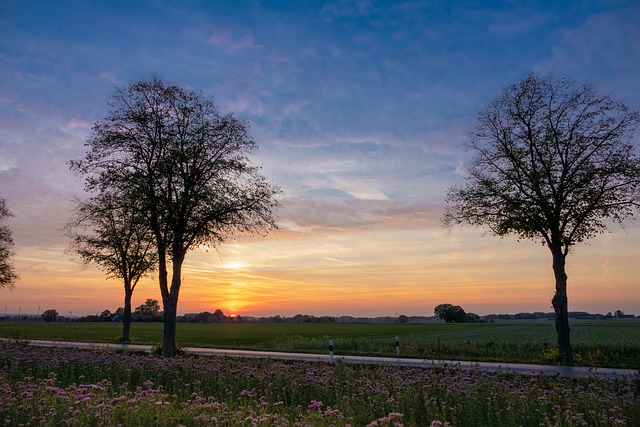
[66,192,156,286]
[0,198,18,289]
[443,72,640,360]
[135,298,162,317]
[434,304,467,323]
[444,73,640,250]
[41,309,59,323]
[66,191,157,341]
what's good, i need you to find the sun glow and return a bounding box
[218,261,246,270]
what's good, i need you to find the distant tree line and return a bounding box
[484,310,637,321]
[12,301,637,323]
[64,308,409,324]
[433,304,638,323]
[179,312,339,324]
[73,299,163,322]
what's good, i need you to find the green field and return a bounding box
[1,319,639,368]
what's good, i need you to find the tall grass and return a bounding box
[0,342,638,426]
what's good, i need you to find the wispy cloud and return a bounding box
[209,29,263,52]
[541,3,640,98]
[66,118,92,129]
[489,11,552,36]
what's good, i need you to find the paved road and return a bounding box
[5,338,638,379]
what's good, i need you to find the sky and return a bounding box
[1,0,639,318]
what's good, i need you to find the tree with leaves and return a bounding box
[71,76,280,356]
[66,191,157,341]
[434,303,467,323]
[134,298,161,318]
[443,73,640,361]
[41,309,59,323]
[0,198,18,289]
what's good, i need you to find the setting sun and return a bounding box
[218,261,247,270]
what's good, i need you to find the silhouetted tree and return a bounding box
[193,311,214,323]
[443,73,640,361]
[397,314,409,323]
[434,304,467,323]
[0,198,18,289]
[71,76,280,356]
[465,312,481,323]
[41,309,58,322]
[135,298,161,317]
[66,191,156,341]
[212,309,227,322]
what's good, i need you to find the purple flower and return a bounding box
[308,400,323,409]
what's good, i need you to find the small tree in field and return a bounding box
[66,191,156,342]
[434,303,467,323]
[71,76,280,356]
[0,198,18,289]
[41,309,58,322]
[443,73,640,361]
[134,298,161,319]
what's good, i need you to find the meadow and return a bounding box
[1,341,639,426]
[1,319,639,368]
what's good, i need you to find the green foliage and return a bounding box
[541,346,585,365]
[150,342,184,356]
[112,335,137,343]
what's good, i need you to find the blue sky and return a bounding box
[1,0,639,317]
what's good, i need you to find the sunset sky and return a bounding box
[1,0,639,318]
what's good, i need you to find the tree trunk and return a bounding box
[156,244,172,356]
[162,254,183,357]
[123,284,133,342]
[550,245,573,362]
[162,293,178,357]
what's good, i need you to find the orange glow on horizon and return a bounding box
[4,225,640,317]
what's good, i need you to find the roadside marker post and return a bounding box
[329,339,334,365]
[395,336,399,356]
